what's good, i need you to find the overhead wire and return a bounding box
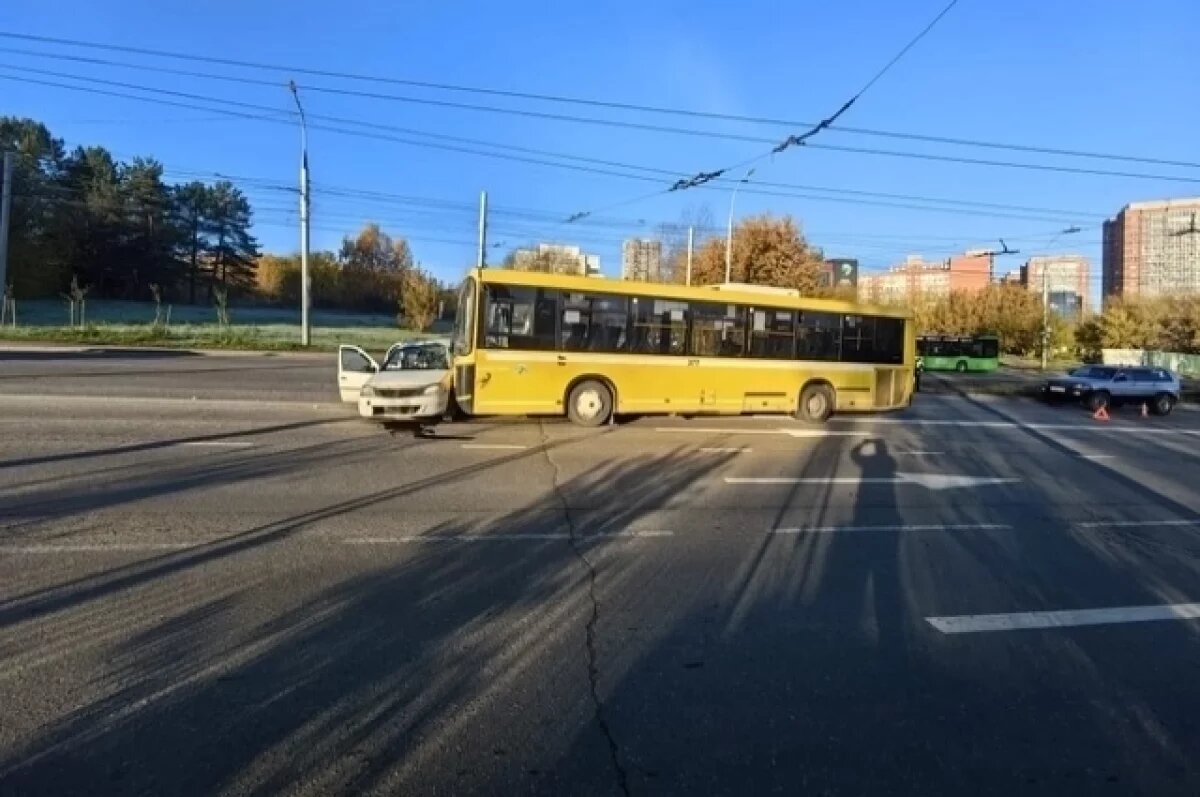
[3,31,1192,169]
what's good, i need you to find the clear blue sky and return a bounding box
[2,0,1197,303]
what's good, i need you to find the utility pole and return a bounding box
[0,151,13,299]
[477,190,488,268]
[685,226,694,286]
[288,81,312,346]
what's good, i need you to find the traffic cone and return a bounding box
[1093,405,1110,422]
[1141,402,1149,419]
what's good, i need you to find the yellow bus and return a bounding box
[448,268,915,426]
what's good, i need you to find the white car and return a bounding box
[337,339,452,422]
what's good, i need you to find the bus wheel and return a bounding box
[567,380,613,427]
[955,360,968,372]
[797,383,834,423]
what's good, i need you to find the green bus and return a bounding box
[917,334,1000,373]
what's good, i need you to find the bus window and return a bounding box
[873,317,905,364]
[840,315,877,363]
[452,278,475,356]
[562,292,630,353]
[482,285,558,350]
[630,297,687,355]
[797,311,841,361]
[689,303,746,357]
[749,308,795,359]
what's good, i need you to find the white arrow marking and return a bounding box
[726,473,1019,490]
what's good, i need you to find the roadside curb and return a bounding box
[0,393,347,410]
[0,343,333,359]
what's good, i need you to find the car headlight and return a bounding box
[423,383,443,395]
[360,385,375,398]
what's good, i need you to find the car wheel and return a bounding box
[955,360,968,372]
[566,380,613,427]
[1087,390,1111,412]
[797,383,834,423]
[1151,393,1175,416]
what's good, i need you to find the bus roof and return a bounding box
[466,268,911,320]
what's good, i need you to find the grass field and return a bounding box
[0,299,439,351]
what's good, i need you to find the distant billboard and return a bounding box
[825,258,859,288]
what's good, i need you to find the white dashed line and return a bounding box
[926,603,1200,634]
[460,443,529,450]
[343,530,674,543]
[1074,519,1200,529]
[699,447,751,453]
[773,523,1010,534]
[177,441,255,448]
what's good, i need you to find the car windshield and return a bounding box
[383,344,449,371]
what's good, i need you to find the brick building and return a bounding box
[1102,198,1200,301]
[1021,255,1090,319]
[859,252,992,303]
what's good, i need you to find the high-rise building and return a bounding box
[859,252,992,303]
[511,243,601,276]
[1102,198,1200,301]
[1021,255,1090,319]
[621,238,664,282]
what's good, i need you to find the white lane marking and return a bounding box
[655,427,871,438]
[1078,454,1115,460]
[343,530,674,543]
[773,523,1010,534]
[829,417,1200,435]
[726,474,1019,489]
[177,441,255,448]
[460,443,529,450]
[896,450,944,456]
[699,447,751,453]
[1075,519,1200,528]
[0,543,202,554]
[927,603,1200,634]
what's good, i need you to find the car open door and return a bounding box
[338,345,379,402]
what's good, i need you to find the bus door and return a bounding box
[473,285,560,415]
[451,277,479,414]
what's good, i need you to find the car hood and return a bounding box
[367,369,450,389]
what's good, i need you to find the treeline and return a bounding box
[1,117,258,302]
[258,224,453,329]
[1076,296,1200,357]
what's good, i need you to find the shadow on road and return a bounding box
[3,409,1200,794]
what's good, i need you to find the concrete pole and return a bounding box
[0,151,13,299]
[477,191,488,269]
[685,226,694,286]
[289,82,312,347]
[1041,262,1050,370]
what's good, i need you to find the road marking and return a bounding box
[656,427,871,438]
[896,450,945,456]
[0,542,203,554]
[828,417,1200,435]
[926,603,1200,634]
[177,441,255,449]
[699,447,751,453]
[773,523,1010,534]
[1075,519,1200,529]
[343,530,674,543]
[460,443,529,450]
[726,474,1019,490]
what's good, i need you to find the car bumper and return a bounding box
[1043,384,1084,399]
[358,393,447,421]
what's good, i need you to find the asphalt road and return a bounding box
[3,353,1200,795]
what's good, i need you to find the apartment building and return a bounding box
[859,252,992,303]
[1021,255,1090,319]
[1102,198,1200,300]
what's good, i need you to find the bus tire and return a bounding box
[566,379,613,427]
[797,383,834,423]
[955,360,968,372]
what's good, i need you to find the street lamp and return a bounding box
[725,167,755,283]
[1040,225,1081,370]
[288,81,311,347]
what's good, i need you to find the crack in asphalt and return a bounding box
[538,422,631,797]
